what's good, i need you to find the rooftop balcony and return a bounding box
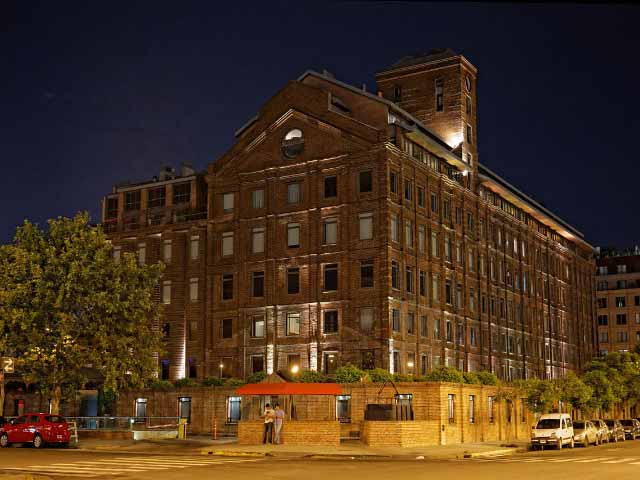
[102,206,207,234]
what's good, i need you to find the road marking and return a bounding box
[546,458,581,462]
[603,457,638,464]
[574,457,613,463]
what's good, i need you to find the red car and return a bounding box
[0,413,70,448]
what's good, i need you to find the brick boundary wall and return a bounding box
[362,420,441,447]
[238,420,340,446]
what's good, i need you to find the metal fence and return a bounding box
[66,416,180,431]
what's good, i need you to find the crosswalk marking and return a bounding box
[1,455,262,477]
[574,457,612,463]
[546,458,580,462]
[603,457,638,463]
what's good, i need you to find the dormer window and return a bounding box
[282,129,304,159]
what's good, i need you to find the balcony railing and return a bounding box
[102,207,207,233]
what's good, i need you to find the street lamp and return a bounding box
[407,361,414,376]
[219,362,224,378]
[290,364,300,375]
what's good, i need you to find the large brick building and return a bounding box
[102,48,596,382]
[595,247,640,355]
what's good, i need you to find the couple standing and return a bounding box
[263,403,285,444]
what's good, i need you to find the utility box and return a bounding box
[364,404,393,421]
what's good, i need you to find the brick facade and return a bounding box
[101,49,596,382]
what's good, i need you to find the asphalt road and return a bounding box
[3,440,640,479]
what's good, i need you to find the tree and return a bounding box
[425,366,464,384]
[335,364,365,383]
[556,372,593,413]
[0,213,163,413]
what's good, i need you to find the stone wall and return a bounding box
[238,420,340,446]
[362,421,440,447]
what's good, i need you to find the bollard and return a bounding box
[178,418,187,440]
[213,416,218,440]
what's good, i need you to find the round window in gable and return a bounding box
[282,129,304,159]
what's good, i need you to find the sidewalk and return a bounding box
[73,436,528,460]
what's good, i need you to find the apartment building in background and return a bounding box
[102,48,596,382]
[595,247,640,355]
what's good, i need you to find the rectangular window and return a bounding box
[359,170,373,193]
[466,95,472,115]
[106,197,118,218]
[407,312,415,334]
[222,274,233,300]
[112,245,121,264]
[190,235,199,260]
[447,394,455,423]
[287,223,300,248]
[360,307,374,331]
[286,312,301,336]
[597,298,607,308]
[390,171,398,194]
[420,315,428,337]
[443,199,450,220]
[148,187,165,208]
[421,354,428,375]
[446,320,452,342]
[431,231,439,257]
[466,124,473,144]
[404,180,412,201]
[418,225,426,252]
[251,271,264,297]
[162,240,172,263]
[251,316,265,338]
[173,183,191,205]
[405,266,414,293]
[488,396,495,423]
[433,318,440,339]
[435,79,444,112]
[162,281,171,305]
[445,281,452,305]
[324,263,338,291]
[636,296,640,306]
[221,318,233,339]
[124,190,141,211]
[324,176,337,198]
[223,192,234,213]
[324,352,338,375]
[470,327,477,346]
[359,213,373,240]
[323,310,338,334]
[251,189,264,209]
[392,309,400,332]
[616,296,626,307]
[599,331,609,343]
[391,214,399,242]
[137,243,146,265]
[323,217,338,245]
[430,193,438,213]
[287,267,300,294]
[287,183,301,204]
[361,259,374,288]
[337,395,351,423]
[598,315,608,326]
[189,277,198,302]
[252,227,265,254]
[391,261,400,289]
[468,395,475,424]
[222,232,234,256]
[227,396,242,423]
[432,275,440,302]
[616,314,627,325]
[419,270,426,297]
[617,331,629,343]
[405,220,413,248]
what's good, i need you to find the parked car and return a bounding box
[0,413,70,448]
[620,419,640,440]
[573,420,599,447]
[530,413,575,449]
[604,419,626,442]
[592,419,610,444]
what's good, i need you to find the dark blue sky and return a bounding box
[2,1,638,247]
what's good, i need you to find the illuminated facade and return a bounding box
[595,247,640,355]
[102,49,596,381]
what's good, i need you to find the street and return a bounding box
[3,441,640,479]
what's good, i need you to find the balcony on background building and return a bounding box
[102,206,207,233]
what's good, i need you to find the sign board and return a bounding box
[1,357,14,373]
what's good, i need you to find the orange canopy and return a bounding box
[236,383,342,396]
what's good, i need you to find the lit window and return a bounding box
[252,227,265,254]
[190,236,199,260]
[223,193,234,213]
[287,183,301,204]
[222,232,234,256]
[163,240,172,263]
[323,218,338,245]
[189,278,198,302]
[359,213,373,240]
[113,246,121,264]
[287,223,300,248]
[162,281,171,305]
[137,243,146,265]
[286,312,301,336]
[252,189,264,209]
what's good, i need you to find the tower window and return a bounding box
[466,124,473,144]
[393,86,402,102]
[435,79,444,112]
[466,95,472,115]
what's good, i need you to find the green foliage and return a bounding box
[0,213,163,412]
[462,371,481,385]
[224,378,246,387]
[425,366,464,384]
[365,368,393,384]
[335,364,366,383]
[201,377,225,387]
[516,378,560,413]
[393,373,413,382]
[98,388,118,415]
[149,380,174,392]
[297,369,329,383]
[173,377,199,388]
[246,371,267,384]
[475,370,500,386]
[557,372,593,413]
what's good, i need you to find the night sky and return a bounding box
[2,2,639,248]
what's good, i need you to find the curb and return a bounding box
[463,448,523,458]
[199,449,268,457]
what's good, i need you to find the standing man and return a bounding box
[263,403,275,444]
[273,404,285,444]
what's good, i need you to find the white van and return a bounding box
[530,413,574,449]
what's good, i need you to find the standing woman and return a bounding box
[273,404,285,444]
